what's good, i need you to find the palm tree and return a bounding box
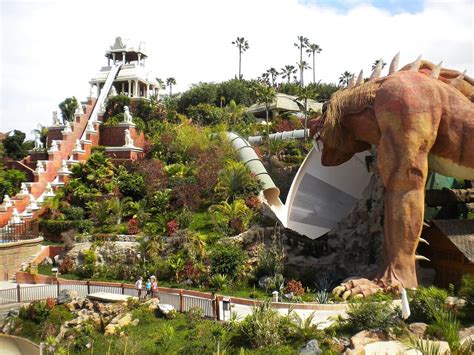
[259,72,270,86]
[255,83,277,137]
[306,43,322,83]
[297,61,311,87]
[338,71,354,86]
[266,68,279,87]
[297,85,318,140]
[281,65,297,84]
[155,78,166,99]
[108,196,134,225]
[294,35,309,86]
[166,77,176,96]
[232,37,249,80]
[372,59,387,70]
[226,99,246,127]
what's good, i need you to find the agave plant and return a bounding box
[210,274,228,291]
[314,290,330,304]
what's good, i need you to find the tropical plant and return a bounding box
[297,85,318,140]
[306,43,323,84]
[0,168,26,200]
[232,36,249,80]
[166,77,177,96]
[209,274,228,291]
[280,65,298,84]
[255,230,285,278]
[168,254,185,283]
[314,290,330,304]
[107,196,135,224]
[239,302,283,348]
[212,199,255,233]
[215,160,261,202]
[58,96,79,122]
[289,310,320,341]
[266,68,279,87]
[338,71,354,86]
[408,286,448,323]
[254,83,277,136]
[296,61,311,87]
[226,99,246,126]
[294,35,310,86]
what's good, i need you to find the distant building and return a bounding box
[422,219,474,288]
[247,93,323,119]
[89,37,159,99]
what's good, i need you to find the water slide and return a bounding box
[227,132,372,240]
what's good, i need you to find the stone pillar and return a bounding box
[121,82,125,94]
[138,53,141,65]
[128,80,132,97]
[122,52,126,64]
[134,79,139,97]
[112,53,116,64]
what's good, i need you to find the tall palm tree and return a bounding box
[297,86,318,140]
[372,59,387,70]
[166,77,176,96]
[281,65,297,84]
[306,43,322,84]
[297,61,311,87]
[338,71,353,86]
[294,35,309,87]
[232,37,249,80]
[266,68,279,87]
[255,83,277,138]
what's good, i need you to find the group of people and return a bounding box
[135,276,159,299]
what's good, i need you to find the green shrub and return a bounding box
[458,274,474,322]
[61,206,85,220]
[210,243,247,279]
[209,274,228,291]
[238,302,284,348]
[19,300,51,324]
[408,286,448,323]
[341,299,402,335]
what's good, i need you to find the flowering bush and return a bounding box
[127,217,139,235]
[245,196,261,209]
[166,219,179,236]
[285,280,304,296]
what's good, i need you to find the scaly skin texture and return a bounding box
[316,69,474,298]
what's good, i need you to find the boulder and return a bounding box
[57,289,78,304]
[459,326,474,344]
[408,322,428,338]
[104,323,118,336]
[7,309,19,318]
[117,313,133,328]
[299,339,322,354]
[144,298,160,311]
[40,257,53,266]
[131,318,139,327]
[350,330,386,352]
[157,304,176,319]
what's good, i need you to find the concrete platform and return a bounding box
[87,292,137,302]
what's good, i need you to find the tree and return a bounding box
[294,35,309,87]
[166,77,177,96]
[254,83,277,137]
[58,97,79,123]
[3,130,29,160]
[266,68,279,87]
[232,37,249,80]
[306,43,322,84]
[156,78,165,96]
[281,65,297,84]
[338,71,354,86]
[297,61,311,87]
[297,86,318,140]
[372,59,387,70]
[226,99,246,127]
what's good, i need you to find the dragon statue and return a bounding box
[312,54,474,298]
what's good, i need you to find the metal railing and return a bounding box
[0,220,39,243]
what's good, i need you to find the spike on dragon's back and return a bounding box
[344,53,474,102]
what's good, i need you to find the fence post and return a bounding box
[211,292,217,320]
[179,290,184,313]
[121,283,124,295]
[87,281,90,295]
[16,284,21,303]
[215,296,220,321]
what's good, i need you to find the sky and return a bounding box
[0,0,472,136]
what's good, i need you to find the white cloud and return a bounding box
[1,0,472,135]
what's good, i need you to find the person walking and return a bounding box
[145,278,152,298]
[135,276,143,299]
[152,279,158,298]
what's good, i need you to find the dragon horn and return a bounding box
[355,70,364,85]
[451,70,467,87]
[431,61,443,79]
[418,238,430,245]
[415,255,430,262]
[388,52,400,74]
[409,55,422,71]
[369,60,383,80]
[347,74,356,88]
